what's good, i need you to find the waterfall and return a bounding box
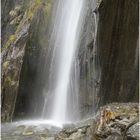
[42,0,87,126]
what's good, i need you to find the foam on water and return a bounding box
[13,120,68,128]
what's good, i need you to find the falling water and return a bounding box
[42,0,86,125]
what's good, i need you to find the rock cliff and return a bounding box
[1,0,139,122]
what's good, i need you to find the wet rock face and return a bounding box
[97,0,139,104]
[2,0,27,46]
[1,0,51,122]
[14,4,48,120]
[78,0,139,118]
[78,0,101,119]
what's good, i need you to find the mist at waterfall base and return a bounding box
[14,0,99,128]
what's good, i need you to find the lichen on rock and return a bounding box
[1,0,52,122]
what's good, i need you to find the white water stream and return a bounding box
[42,0,86,126]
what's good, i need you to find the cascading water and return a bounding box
[42,0,87,126]
[11,0,99,128]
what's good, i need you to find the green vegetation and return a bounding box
[3,35,16,50]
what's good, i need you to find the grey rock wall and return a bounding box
[1,0,52,122]
[97,0,139,105]
[78,0,139,118]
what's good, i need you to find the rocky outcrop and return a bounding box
[2,103,139,140]
[78,0,101,118]
[78,0,139,118]
[2,0,52,122]
[96,0,139,104]
[55,103,139,140]
[94,103,139,139]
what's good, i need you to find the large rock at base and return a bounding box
[55,103,139,140]
[93,103,139,140]
[1,103,139,140]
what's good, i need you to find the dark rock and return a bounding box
[97,0,139,105]
[127,122,139,140]
[1,0,51,122]
[93,103,139,140]
[78,0,139,119]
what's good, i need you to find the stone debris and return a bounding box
[1,103,139,140]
